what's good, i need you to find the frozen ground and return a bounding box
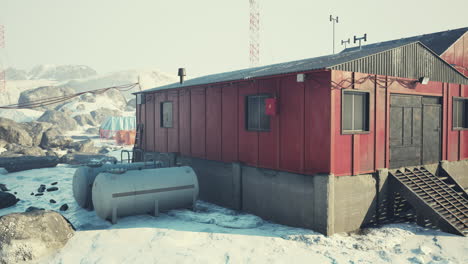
[0,164,467,264]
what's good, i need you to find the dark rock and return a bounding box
[40,128,73,149]
[0,210,75,263]
[49,199,56,204]
[13,192,17,195]
[37,110,78,131]
[0,191,18,209]
[51,182,58,186]
[69,139,97,153]
[125,98,136,111]
[85,127,100,135]
[98,147,111,154]
[35,193,44,196]
[0,183,9,192]
[18,85,76,111]
[25,206,44,212]
[0,144,45,157]
[0,117,34,146]
[90,107,121,124]
[22,121,53,146]
[37,184,46,193]
[0,156,59,172]
[46,187,58,192]
[59,204,69,211]
[30,192,34,196]
[74,113,97,127]
[59,152,117,165]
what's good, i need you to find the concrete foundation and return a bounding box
[440,160,468,188]
[142,152,467,235]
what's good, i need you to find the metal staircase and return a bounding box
[389,166,468,236]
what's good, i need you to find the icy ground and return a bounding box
[0,166,466,264]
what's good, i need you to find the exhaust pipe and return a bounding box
[178,68,186,84]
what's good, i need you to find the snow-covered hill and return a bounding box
[60,68,177,99]
[28,64,97,81]
[0,65,177,106]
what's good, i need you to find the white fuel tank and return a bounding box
[92,166,199,223]
[73,162,162,210]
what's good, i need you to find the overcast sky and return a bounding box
[0,0,467,77]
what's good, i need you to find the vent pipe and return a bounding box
[178,68,186,84]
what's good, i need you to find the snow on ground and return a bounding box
[0,163,467,263]
[0,108,44,122]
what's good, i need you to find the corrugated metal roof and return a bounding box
[341,27,468,55]
[332,42,468,85]
[139,35,468,94]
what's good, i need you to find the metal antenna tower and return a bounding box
[249,0,260,67]
[0,25,5,92]
[329,15,339,54]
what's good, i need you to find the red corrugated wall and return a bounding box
[140,68,466,176]
[140,70,332,175]
[330,70,467,176]
[441,32,468,77]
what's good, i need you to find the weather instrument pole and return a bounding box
[341,38,351,49]
[329,15,339,54]
[353,34,368,50]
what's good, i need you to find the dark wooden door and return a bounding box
[390,95,422,168]
[422,103,442,165]
[389,95,442,169]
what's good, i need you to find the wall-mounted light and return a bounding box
[297,73,305,82]
[418,77,430,85]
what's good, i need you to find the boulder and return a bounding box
[69,139,97,153]
[40,128,72,149]
[0,210,75,263]
[25,207,44,213]
[0,139,7,149]
[60,152,117,165]
[0,184,9,192]
[90,108,121,124]
[0,192,18,209]
[0,156,59,173]
[79,93,96,103]
[125,98,137,111]
[85,127,100,135]
[102,89,127,108]
[0,117,34,147]
[18,86,76,111]
[73,113,97,127]
[37,110,78,131]
[0,145,45,157]
[22,122,53,146]
[0,168,7,175]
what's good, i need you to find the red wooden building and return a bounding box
[134,27,468,235]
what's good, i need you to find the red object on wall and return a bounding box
[265,98,277,116]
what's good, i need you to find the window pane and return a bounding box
[353,93,368,131]
[247,96,260,130]
[343,93,353,131]
[454,99,461,128]
[161,102,173,128]
[259,97,270,130]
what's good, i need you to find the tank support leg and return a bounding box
[112,204,118,224]
[154,200,159,217]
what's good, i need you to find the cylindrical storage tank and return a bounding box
[73,162,162,210]
[92,166,199,223]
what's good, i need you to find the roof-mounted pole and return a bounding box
[329,15,339,54]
